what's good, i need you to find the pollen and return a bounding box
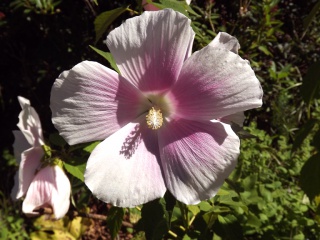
[146,107,163,130]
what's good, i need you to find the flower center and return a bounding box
[146,107,163,130]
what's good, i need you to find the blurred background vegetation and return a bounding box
[1,0,320,239]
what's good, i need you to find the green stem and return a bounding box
[177,201,189,230]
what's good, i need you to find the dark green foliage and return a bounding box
[1,0,320,239]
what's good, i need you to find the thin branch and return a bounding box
[34,207,134,228]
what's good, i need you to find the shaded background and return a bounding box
[1,0,320,239]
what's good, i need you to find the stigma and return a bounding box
[146,107,163,130]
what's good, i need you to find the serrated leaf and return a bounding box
[94,7,127,43]
[106,207,125,240]
[63,162,86,182]
[301,61,320,105]
[292,119,317,152]
[300,154,320,200]
[89,45,120,73]
[141,198,169,240]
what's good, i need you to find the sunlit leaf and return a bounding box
[89,45,120,73]
[83,140,101,153]
[63,162,86,182]
[150,0,189,17]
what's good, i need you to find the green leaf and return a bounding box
[49,133,66,147]
[94,7,127,43]
[292,119,317,152]
[106,207,125,240]
[312,129,320,150]
[300,153,320,200]
[151,0,189,17]
[301,61,320,105]
[198,201,212,212]
[303,0,320,31]
[188,205,200,216]
[89,45,120,73]
[63,162,86,182]
[258,45,272,56]
[83,140,101,153]
[246,212,262,228]
[141,198,169,240]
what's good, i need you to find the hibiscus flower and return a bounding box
[50,9,262,207]
[11,96,70,219]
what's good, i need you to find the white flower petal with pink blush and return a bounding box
[51,9,263,207]
[159,120,239,204]
[11,97,44,200]
[85,116,166,207]
[22,165,71,219]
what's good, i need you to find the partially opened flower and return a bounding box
[11,96,45,200]
[11,96,70,219]
[22,165,71,219]
[51,9,262,207]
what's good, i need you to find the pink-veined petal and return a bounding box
[50,166,71,219]
[22,166,54,217]
[17,96,44,146]
[50,61,145,145]
[85,117,166,207]
[209,32,240,54]
[16,146,44,199]
[106,9,194,92]
[22,166,70,219]
[158,119,239,204]
[170,46,263,121]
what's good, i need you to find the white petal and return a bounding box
[106,9,194,92]
[16,146,44,199]
[50,61,144,145]
[209,32,240,54]
[22,166,70,219]
[50,166,71,219]
[22,166,54,216]
[158,119,239,204]
[17,96,44,146]
[219,111,245,127]
[85,118,166,207]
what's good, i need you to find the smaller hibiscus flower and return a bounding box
[11,96,70,219]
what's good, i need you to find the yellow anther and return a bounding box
[146,107,163,130]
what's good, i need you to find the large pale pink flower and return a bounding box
[11,96,45,200]
[11,96,70,219]
[50,9,262,207]
[22,165,71,219]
